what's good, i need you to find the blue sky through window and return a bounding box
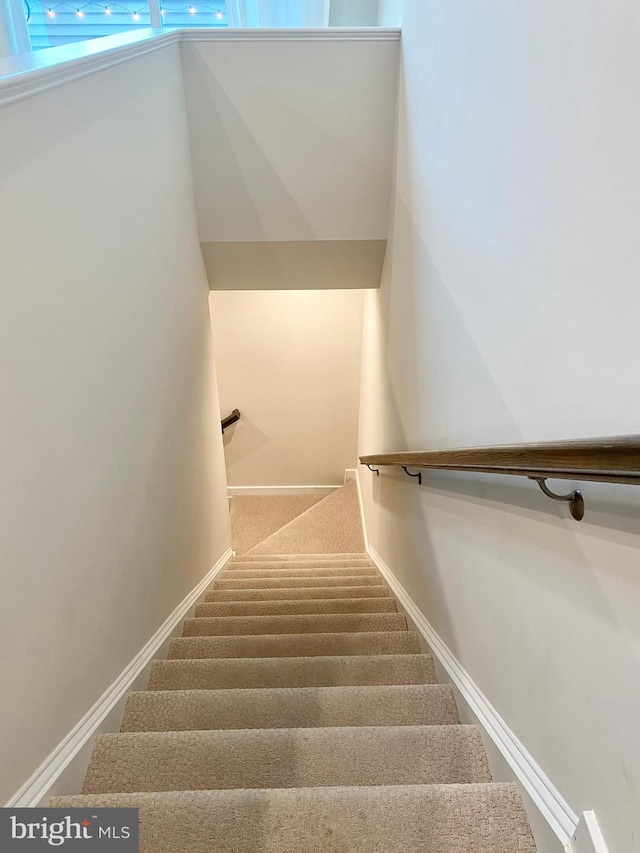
[25,0,227,49]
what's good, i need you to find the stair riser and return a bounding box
[213,576,386,589]
[195,598,398,617]
[121,686,459,731]
[83,726,491,794]
[182,614,407,637]
[168,632,421,660]
[205,586,391,601]
[147,654,437,691]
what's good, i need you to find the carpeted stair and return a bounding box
[51,491,536,852]
[243,481,365,555]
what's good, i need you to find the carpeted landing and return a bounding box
[237,481,365,556]
[51,507,537,850]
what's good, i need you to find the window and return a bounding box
[160,0,227,29]
[25,0,228,49]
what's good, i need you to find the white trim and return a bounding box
[366,543,580,847]
[582,812,610,853]
[228,485,339,496]
[571,811,610,853]
[322,0,331,28]
[5,547,233,808]
[0,26,400,107]
[148,0,162,29]
[180,27,401,42]
[0,29,178,107]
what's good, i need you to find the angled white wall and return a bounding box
[180,31,399,287]
[0,43,230,804]
[358,2,640,851]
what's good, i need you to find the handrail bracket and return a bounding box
[530,477,584,521]
[402,466,422,486]
[365,464,380,477]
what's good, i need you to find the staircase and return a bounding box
[51,486,536,851]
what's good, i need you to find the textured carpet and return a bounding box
[235,552,369,562]
[120,685,460,731]
[230,494,325,555]
[222,565,378,578]
[81,726,492,793]
[181,612,407,636]
[51,504,536,851]
[50,785,537,853]
[229,557,372,569]
[167,630,422,659]
[245,481,365,555]
[147,654,439,690]
[205,584,392,600]
[195,597,398,616]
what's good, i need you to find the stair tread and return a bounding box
[206,585,391,601]
[195,598,397,616]
[233,552,370,562]
[121,684,459,731]
[230,557,375,571]
[227,557,374,569]
[213,576,386,590]
[169,631,421,659]
[148,654,437,690]
[51,784,536,852]
[221,566,378,577]
[183,613,407,636]
[82,725,492,794]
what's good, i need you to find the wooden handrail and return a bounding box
[360,435,640,520]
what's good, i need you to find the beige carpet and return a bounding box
[51,506,536,852]
[245,481,365,555]
[230,494,325,555]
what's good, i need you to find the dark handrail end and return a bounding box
[221,408,241,433]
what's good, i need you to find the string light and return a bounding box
[33,1,227,20]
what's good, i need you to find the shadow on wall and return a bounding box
[182,45,316,241]
[222,412,270,460]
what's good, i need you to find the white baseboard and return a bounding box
[366,544,580,847]
[227,485,340,496]
[5,547,233,808]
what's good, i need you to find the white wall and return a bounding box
[211,289,364,486]
[180,35,398,242]
[358,2,640,851]
[0,44,230,804]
